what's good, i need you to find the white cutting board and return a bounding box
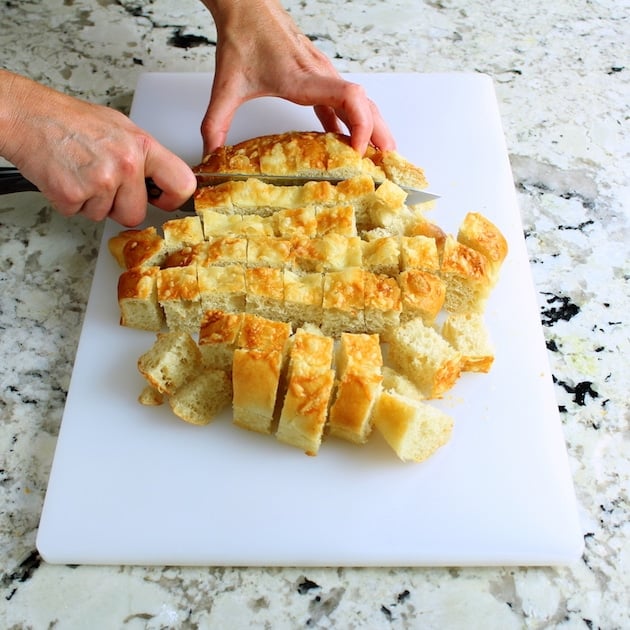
[36,73,583,566]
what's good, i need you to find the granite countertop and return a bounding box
[1,0,628,627]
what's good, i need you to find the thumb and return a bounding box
[201,87,244,155]
[145,142,197,211]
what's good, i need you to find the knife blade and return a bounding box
[194,173,439,205]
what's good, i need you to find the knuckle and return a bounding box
[343,82,367,102]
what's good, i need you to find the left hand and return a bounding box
[200,0,396,156]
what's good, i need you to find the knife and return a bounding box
[194,173,439,205]
[0,167,438,207]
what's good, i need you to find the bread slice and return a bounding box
[290,234,361,274]
[315,204,356,237]
[169,368,231,425]
[246,236,293,268]
[361,236,400,276]
[239,214,276,237]
[232,348,286,434]
[201,237,248,267]
[156,265,202,334]
[162,216,204,253]
[108,226,166,269]
[398,269,446,325]
[441,312,494,373]
[366,179,412,233]
[194,177,302,217]
[276,328,335,455]
[365,143,429,190]
[328,371,383,444]
[197,264,246,314]
[244,266,285,321]
[198,309,244,370]
[282,269,324,328]
[322,234,363,271]
[231,313,292,434]
[108,229,140,268]
[161,244,198,269]
[457,212,508,284]
[380,366,425,402]
[137,330,202,396]
[200,210,245,238]
[162,239,247,269]
[372,390,453,463]
[364,271,402,338]
[328,333,383,444]
[117,265,165,331]
[273,206,318,238]
[236,312,292,352]
[335,332,383,377]
[440,235,493,313]
[400,235,440,272]
[405,216,447,253]
[321,267,366,335]
[387,317,462,399]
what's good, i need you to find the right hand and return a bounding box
[0,71,197,226]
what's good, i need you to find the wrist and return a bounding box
[202,0,291,35]
[0,69,35,163]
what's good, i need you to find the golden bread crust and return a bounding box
[194,131,427,189]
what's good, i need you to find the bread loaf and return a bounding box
[115,131,509,463]
[194,131,428,191]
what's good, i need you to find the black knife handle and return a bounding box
[0,167,163,199]
[0,167,39,194]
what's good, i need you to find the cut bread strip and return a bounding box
[198,310,244,370]
[276,328,335,455]
[137,330,202,396]
[169,368,231,425]
[388,317,462,399]
[372,390,453,463]
[441,312,494,373]
[117,265,165,331]
[328,333,384,444]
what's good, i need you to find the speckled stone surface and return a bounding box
[1,0,628,628]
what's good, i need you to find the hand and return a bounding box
[0,71,196,226]
[200,0,396,156]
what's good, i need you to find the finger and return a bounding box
[201,82,245,154]
[75,192,120,223]
[293,78,375,154]
[143,143,197,212]
[313,105,343,135]
[367,100,397,151]
[107,180,148,227]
